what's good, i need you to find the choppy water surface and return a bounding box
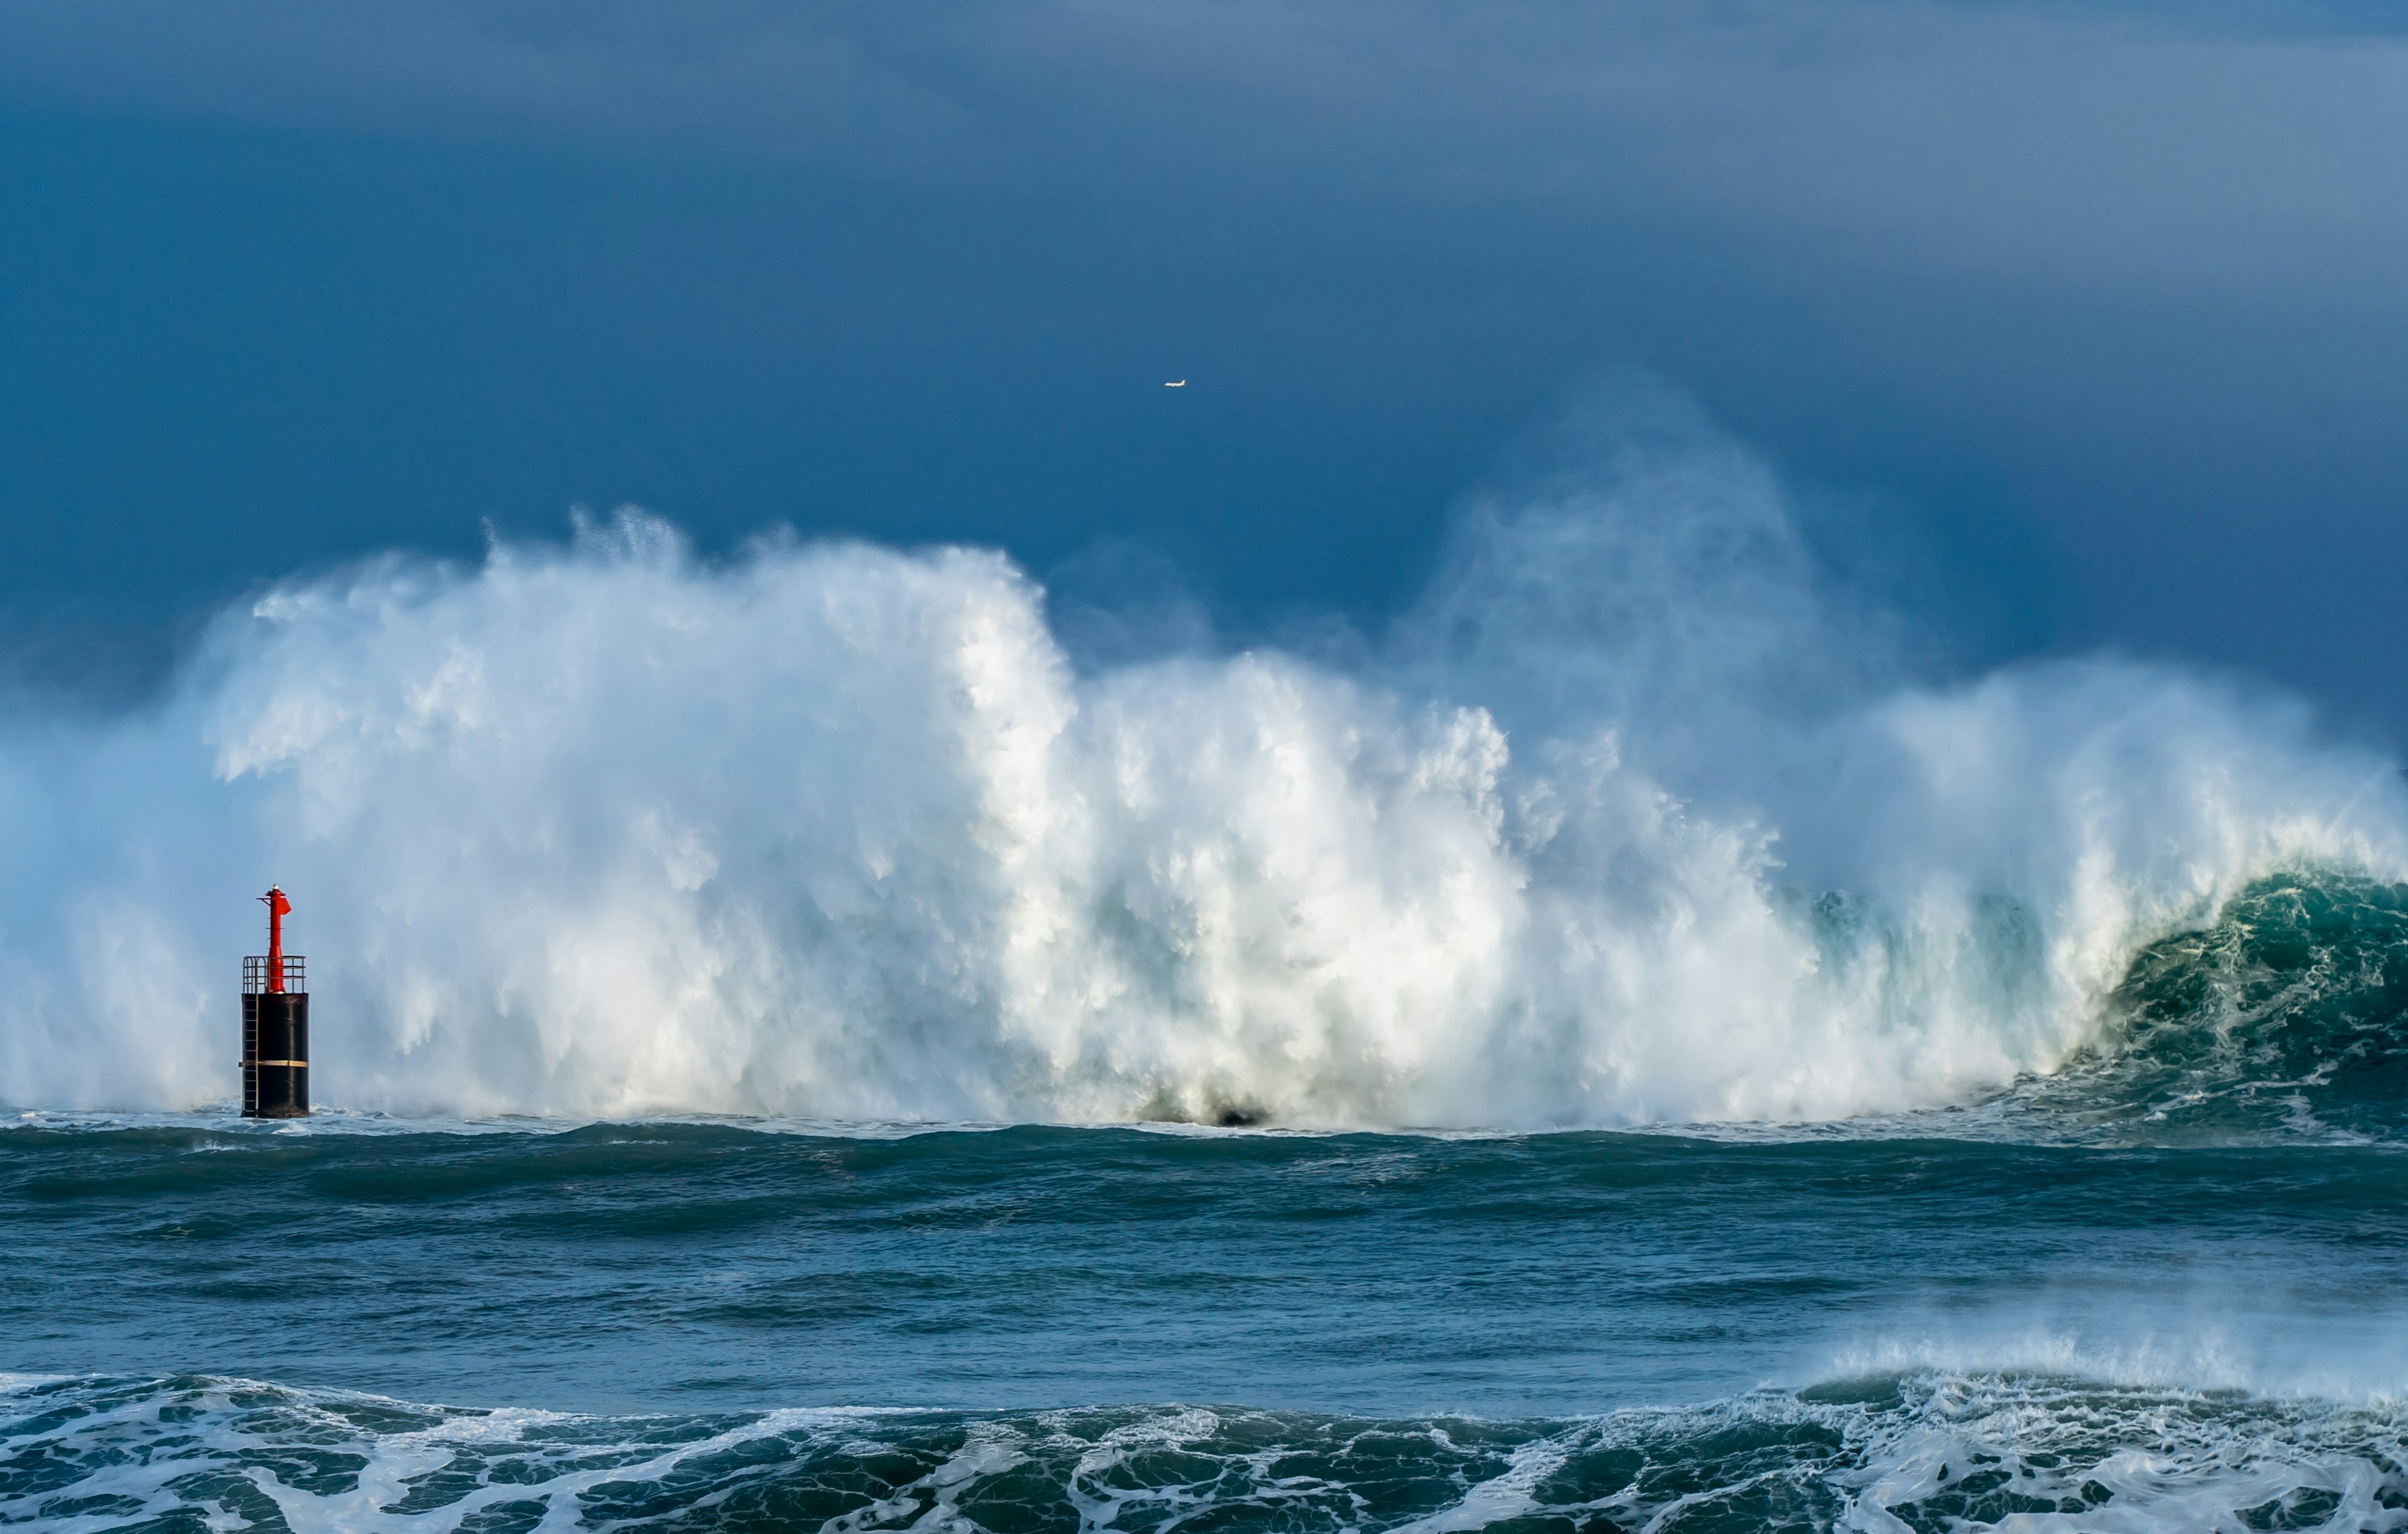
[17,1372,2408,1534]
[8,1125,2408,1531]
[11,873,2408,1530]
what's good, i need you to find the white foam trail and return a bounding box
[14,1373,2408,1533]
[1820,1306,2408,1409]
[1,407,2401,1124]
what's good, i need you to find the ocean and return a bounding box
[9,872,2408,1531]
[11,431,2408,1530]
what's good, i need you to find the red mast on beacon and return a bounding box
[263,887,291,992]
[240,886,310,1117]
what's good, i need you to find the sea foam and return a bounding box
[11,1371,2408,1533]
[1,399,2400,1125]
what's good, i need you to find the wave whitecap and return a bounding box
[13,1371,2408,1534]
[1,401,2400,1126]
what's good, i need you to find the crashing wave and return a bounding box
[1,404,2401,1127]
[1962,873,2408,1143]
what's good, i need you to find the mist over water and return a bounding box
[1,396,2402,1127]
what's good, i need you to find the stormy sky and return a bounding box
[2,1,2403,730]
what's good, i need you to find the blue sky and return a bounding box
[2,1,2404,733]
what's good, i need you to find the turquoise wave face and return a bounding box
[2120,875,2408,1123]
[1982,873,2408,1144]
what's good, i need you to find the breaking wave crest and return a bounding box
[14,1371,2408,1534]
[1977,873,2408,1142]
[2,399,2402,1127]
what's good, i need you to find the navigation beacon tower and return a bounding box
[240,886,309,1118]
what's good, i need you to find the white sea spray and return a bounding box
[1,406,2401,1126]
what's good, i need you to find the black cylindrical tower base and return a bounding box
[241,992,310,1118]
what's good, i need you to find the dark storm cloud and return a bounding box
[8,1,2404,276]
[9,3,2405,402]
